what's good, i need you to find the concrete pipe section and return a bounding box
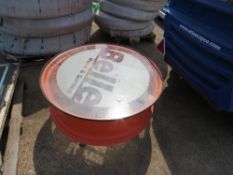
[0,0,93,57]
[95,0,165,43]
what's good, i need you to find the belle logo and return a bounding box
[72,49,124,106]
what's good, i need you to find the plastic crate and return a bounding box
[164,0,233,111]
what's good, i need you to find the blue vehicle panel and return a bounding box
[164,0,233,111]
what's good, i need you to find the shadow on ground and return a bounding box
[20,64,48,116]
[33,119,152,175]
[153,70,233,175]
[154,18,164,30]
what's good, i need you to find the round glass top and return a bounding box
[40,44,163,120]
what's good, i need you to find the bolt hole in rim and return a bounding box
[40,44,163,146]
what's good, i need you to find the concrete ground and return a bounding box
[16,20,233,175]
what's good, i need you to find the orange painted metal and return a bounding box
[40,44,163,146]
[50,106,154,146]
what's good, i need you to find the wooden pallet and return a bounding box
[0,64,20,175]
[2,81,23,175]
[0,64,19,141]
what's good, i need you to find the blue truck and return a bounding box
[164,0,233,111]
